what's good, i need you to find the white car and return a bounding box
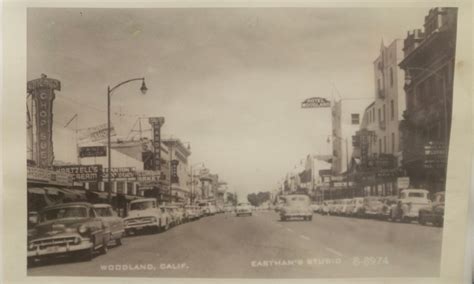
[280,194,312,221]
[124,198,170,235]
[390,189,431,222]
[235,203,252,216]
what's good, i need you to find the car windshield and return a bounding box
[40,206,88,222]
[130,201,155,210]
[94,207,113,217]
[286,196,309,205]
[407,192,426,198]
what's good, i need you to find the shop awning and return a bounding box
[43,187,60,195]
[171,185,189,192]
[28,187,46,195]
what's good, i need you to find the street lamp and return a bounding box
[107,77,147,204]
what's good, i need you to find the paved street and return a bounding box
[28,211,442,278]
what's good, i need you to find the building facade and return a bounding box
[399,7,457,193]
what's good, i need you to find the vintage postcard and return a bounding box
[2,1,473,284]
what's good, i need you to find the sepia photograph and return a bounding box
[1,2,472,283]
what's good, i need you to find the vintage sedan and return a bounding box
[93,204,124,246]
[418,192,445,227]
[390,189,431,223]
[280,194,312,221]
[235,202,253,216]
[28,202,109,266]
[362,196,384,218]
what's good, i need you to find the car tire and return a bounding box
[280,216,286,221]
[81,248,94,261]
[100,241,108,255]
[308,216,312,221]
[116,237,122,246]
[418,215,426,225]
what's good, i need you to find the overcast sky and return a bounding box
[27,7,428,199]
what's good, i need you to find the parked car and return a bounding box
[362,196,384,218]
[184,205,200,221]
[28,202,109,266]
[334,199,345,216]
[310,203,320,213]
[163,206,181,226]
[93,204,124,246]
[328,200,338,215]
[235,202,252,216]
[348,197,364,217]
[390,189,431,223]
[123,198,170,235]
[280,194,312,221]
[418,192,445,227]
[377,196,398,220]
[321,201,330,215]
[340,199,352,216]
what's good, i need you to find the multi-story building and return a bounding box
[162,138,192,203]
[372,39,406,162]
[331,98,372,175]
[399,7,457,193]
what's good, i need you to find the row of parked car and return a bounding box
[311,189,445,226]
[27,198,222,266]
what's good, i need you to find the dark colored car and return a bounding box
[418,192,445,227]
[28,202,110,266]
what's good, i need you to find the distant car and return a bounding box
[340,199,352,216]
[377,196,398,220]
[321,201,330,215]
[184,205,200,221]
[310,203,320,213]
[93,204,124,246]
[236,202,252,216]
[362,196,384,218]
[418,192,445,227]
[28,202,109,266]
[280,194,312,221]
[124,198,171,235]
[390,189,431,223]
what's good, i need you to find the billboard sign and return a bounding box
[79,146,107,158]
[103,167,137,180]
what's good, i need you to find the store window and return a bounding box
[116,181,125,194]
[379,139,382,153]
[391,133,395,153]
[88,182,99,191]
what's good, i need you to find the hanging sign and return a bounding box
[27,74,61,168]
[301,97,331,108]
[149,117,165,171]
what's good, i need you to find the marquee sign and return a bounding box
[149,117,165,170]
[301,97,331,108]
[27,74,61,168]
[28,166,72,186]
[54,165,103,182]
[102,167,136,180]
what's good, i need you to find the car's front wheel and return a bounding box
[418,214,426,225]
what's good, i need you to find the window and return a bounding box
[88,182,99,191]
[392,133,395,153]
[378,109,381,122]
[390,100,394,120]
[382,104,386,122]
[351,113,360,125]
[383,136,387,153]
[116,181,125,194]
[377,78,382,91]
[390,67,394,87]
[379,139,382,153]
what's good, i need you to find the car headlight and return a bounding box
[28,243,36,251]
[151,217,157,223]
[78,225,88,235]
[73,237,81,245]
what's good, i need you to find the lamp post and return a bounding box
[107,77,147,204]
